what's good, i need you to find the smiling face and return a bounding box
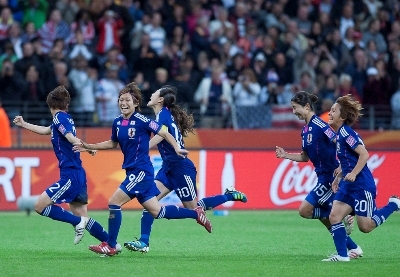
[328,103,344,130]
[291,101,309,121]
[118,92,138,118]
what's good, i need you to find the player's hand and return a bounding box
[175,147,188,158]
[13,115,25,127]
[333,166,341,177]
[73,140,90,152]
[331,178,340,193]
[275,146,286,159]
[344,172,356,182]
[87,149,97,156]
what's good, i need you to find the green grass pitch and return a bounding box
[1,210,399,277]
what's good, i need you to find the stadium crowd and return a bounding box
[0,0,399,129]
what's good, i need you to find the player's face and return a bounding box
[328,103,344,129]
[119,92,137,117]
[147,89,161,107]
[291,101,308,120]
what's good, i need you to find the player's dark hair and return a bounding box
[159,85,195,137]
[119,82,142,111]
[46,86,70,111]
[291,91,318,111]
[336,94,363,126]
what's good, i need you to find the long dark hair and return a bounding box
[158,85,195,137]
[291,90,318,110]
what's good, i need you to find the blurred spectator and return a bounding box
[226,52,245,86]
[339,3,355,39]
[237,22,263,66]
[69,9,95,46]
[46,61,77,98]
[38,9,71,54]
[194,65,232,128]
[209,7,233,40]
[294,50,317,84]
[0,58,25,120]
[252,34,277,73]
[7,22,23,58]
[319,74,339,102]
[131,33,160,83]
[121,0,144,23]
[362,18,387,54]
[165,4,188,39]
[95,10,124,55]
[191,16,211,61]
[0,97,11,147]
[363,0,383,19]
[391,81,400,129]
[149,67,172,99]
[295,4,312,36]
[273,52,293,86]
[344,48,368,96]
[327,28,351,71]
[229,2,253,39]
[0,41,18,69]
[56,0,80,25]
[143,12,166,56]
[68,55,96,126]
[95,63,125,126]
[15,41,43,77]
[263,2,287,32]
[338,73,362,103]
[319,97,334,123]
[98,46,129,83]
[21,21,38,43]
[131,71,150,104]
[259,70,281,104]
[232,67,261,106]
[18,0,49,30]
[0,6,13,43]
[68,29,93,60]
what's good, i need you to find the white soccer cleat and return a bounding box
[389,195,400,211]
[343,215,355,235]
[322,254,350,262]
[348,246,363,259]
[74,216,89,245]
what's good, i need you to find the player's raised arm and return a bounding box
[275,146,309,162]
[73,139,118,152]
[13,115,51,135]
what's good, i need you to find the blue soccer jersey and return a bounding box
[111,112,162,170]
[155,107,186,170]
[301,115,338,175]
[336,125,375,191]
[51,111,82,169]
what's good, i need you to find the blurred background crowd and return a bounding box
[0,0,399,130]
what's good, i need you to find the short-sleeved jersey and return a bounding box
[301,115,338,175]
[155,107,186,170]
[111,112,162,170]
[51,111,82,169]
[336,125,375,191]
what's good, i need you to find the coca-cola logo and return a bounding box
[270,154,385,206]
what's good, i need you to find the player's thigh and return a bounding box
[34,191,54,212]
[298,200,315,217]
[109,188,132,206]
[141,196,161,217]
[330,200,353,223]
[154,180,171,200]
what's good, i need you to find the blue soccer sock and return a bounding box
[330,222,348,257]
[156,205,197,219]
[107,205,122,248]
[346,235,358,250]
[40,205,80,226]
[198,195,228,210]
[312,207,331,219]
[371,202,398,227]
[86,218,108,242]
[140,209,154,246]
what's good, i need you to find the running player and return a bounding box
[74,82,212,256]
[276,91,362,259]
[322,94,400,262]
[13,86,109,246]
[124,85,247,253]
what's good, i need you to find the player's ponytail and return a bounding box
[159,85,195,137]
[291,91,318,111]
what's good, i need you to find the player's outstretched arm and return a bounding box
[64,133,97,156]
[73,139,118,152]
[13,115,51,135]
[275,146,309,162]
[149,134,164,149]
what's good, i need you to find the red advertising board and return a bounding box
[0,150,399,211]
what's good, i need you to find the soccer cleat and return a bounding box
[343,215,354,235]
[322,255,350,262]
[389,195,400,211]
[99,243,122,258]
[74,216,89,245]
[348,246,363,259]
[89,241,117,256]
[124,240,149,253]
[224,187,248,203]
[195,206,212,233]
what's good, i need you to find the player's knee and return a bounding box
[34,202,44,214]
[358,223,374,233]
[298,208,311,218]
[328,214,341,224]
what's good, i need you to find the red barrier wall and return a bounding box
[1,149,398,211]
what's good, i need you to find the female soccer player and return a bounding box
[275,91,362,259]
[124,85,247,253]
[74,83,212,256]
[13,86,109,246]
[322,94,400,262]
